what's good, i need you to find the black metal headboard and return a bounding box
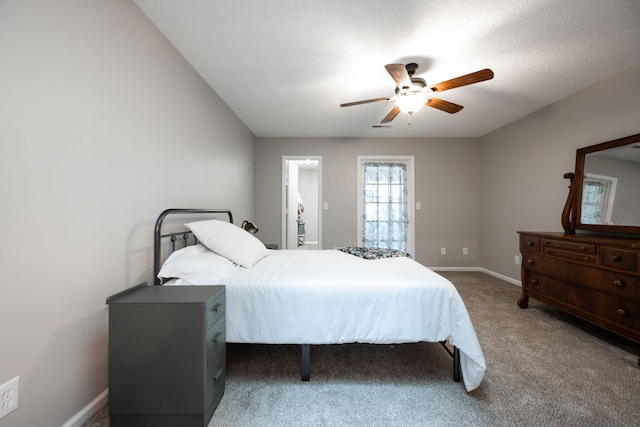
[153,208,233,285]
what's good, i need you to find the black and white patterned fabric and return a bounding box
[337,246,411,260]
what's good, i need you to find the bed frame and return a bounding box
[153,208,461,383]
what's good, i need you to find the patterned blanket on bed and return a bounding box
[337,246,411,260]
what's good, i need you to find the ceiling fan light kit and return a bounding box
[340,62,494,128]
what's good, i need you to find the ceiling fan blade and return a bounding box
[385,64,412,90]
[381,106,401,123]
[340,97,390,107]
[431,69,494,92]
[426,98,464,114]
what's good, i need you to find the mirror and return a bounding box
[282,156,322,249]
[569,133,640,235]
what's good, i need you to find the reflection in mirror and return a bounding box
[283,157,322,250]
[574,134,640,233]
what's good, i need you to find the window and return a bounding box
[581,173,618,225]
[357,156,415,255]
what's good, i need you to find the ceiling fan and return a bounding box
[340,63,494,124]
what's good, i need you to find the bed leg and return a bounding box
[301,344,310,381]
[453,346,461,383]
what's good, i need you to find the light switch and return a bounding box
[323,202,329,210]
[416,202,421,210]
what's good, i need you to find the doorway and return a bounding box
[282,156,322,250]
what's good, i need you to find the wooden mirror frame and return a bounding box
[562,133,640,235]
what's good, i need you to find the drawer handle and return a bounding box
[613,280,625,288]
[530,279,538,285]
[617,308,627,317]
[212,303,223,312]
[213,367,224,382]
[610,255,621,262]
[526,241,534,246]
[527,259,534,264]
[212,332,223,343]
[583,256,590,261]
[544,249,551,253]
[580,246,588,251]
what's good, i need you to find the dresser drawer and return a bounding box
[541,238,596,255]
[596,271,640,301]
[539,239,596,263]
[580,290,640,332]
[599,246,638,273]
[522,253,576,280]
[521,235,540,253]
[524,271,570,303]
[524,272,640,331]
[540,247,596,264]
[207,293,226,328]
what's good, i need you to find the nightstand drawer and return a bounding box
[206,352,226,408]
[207,293,226,327]
[207,318,226,369]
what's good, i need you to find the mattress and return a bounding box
[166,249,485,391]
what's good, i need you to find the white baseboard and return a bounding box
[429,266,521,286]
[62,388,108,427]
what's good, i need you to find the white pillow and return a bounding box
[185,219,269,268]
[157,244,239,285]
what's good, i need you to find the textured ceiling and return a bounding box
[133,0,640,138]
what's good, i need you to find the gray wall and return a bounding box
[256,62,640,280]
[256,137,481,267]
[480,62,640,280]
[0,1,255,426]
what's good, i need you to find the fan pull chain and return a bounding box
[407,112,414,133]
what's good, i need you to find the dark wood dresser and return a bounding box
[107,284,226,427]
[518,231,640,363]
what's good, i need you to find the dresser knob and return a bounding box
[611,255,621,262]
[617,308,627,316]
[613,280,625,288]
[531,279,538,285]
[583,257,590,261]
[580,246,587,250]
[527,259,534,264]
[527,241,534,246]
[544,249,551,253]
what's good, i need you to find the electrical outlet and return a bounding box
[0,377,19,420]
[440,247,446,255]
[515,255,520,265]
[463,247,469,256]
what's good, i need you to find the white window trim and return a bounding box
[356,155,415,256]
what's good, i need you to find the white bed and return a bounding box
[154,209,486,392]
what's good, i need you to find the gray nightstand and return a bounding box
[107,284,225,427]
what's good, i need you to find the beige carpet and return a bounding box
[85,272,640,426]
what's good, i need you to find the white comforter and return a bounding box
[217,249,485,391]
